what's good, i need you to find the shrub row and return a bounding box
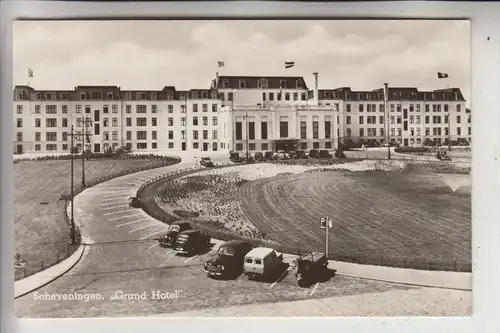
[394,147,431,153]
[270,158,365,166]
[14,153,178,164]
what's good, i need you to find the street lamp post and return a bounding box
[245,110,249,159]
[383,83,391,160]
[69,125,76,245]
[77,117,93,187]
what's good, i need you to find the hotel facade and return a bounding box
[13,74,470,155]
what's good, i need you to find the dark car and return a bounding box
[174,230,211,256]
[200,157,214,167]
[203,240,253,278]
[319,150,332,158]
[295,251,328,287]
[229,152,242,162]
[254,152,264,161]
[309,149,320,159]
[128,197,142,208]
[264,151,274,160]
[295,151,307,160]
[157,221,192,248]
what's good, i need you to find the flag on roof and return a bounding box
[28,68,34,78]
[218,61,225,67]
[285,61,295,69]
[437,72,449,79]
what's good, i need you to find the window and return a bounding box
[168,142,174,149]
[444,104,449,112]
[112,105,118,114]
[444,127,449,135]
[249,143,256,151]
[137,131,147,140]
[417,128,421,136]
[325,121,331,139]
[248,122,255,140]
[46,118,57,127]
[346,104,351,112]
[359,116,364,125]
[62,105,68,114]
[236,143,243,151]
[379,116,384,124]
[397,104,401,112]
[212,130,218,140]
[203,117,208,126]
[301,93,307,101]
[168,105,173,113]
[35,105,41,114]
[46,105,57,114]
[168,117,174,126]
[181,105,187,113]
[293,93,298,101]
[193,104,198,112]
[391,128,395,136]
[300,121,307,139]
[285,93,290,101]
[228,92,233,101]
[397,128,402,136]
[457,115,461,124]
[85,105,91,113]
[425,128,430,136]
[325,142,332,149]
[126,118,132,126]
[239,80,246,88]
[300,142,307,150]
[193,117,199,126]
[126,105,131,113]
[136,105,147,113]
[193,142,199,149]
[152,131,157,140]
[312,121,319,139]
[16,132,23,142]
[193,130,199,140]
[390,104,395,112]
[410,116,414,124]
[136,118,147,126]
[103,105,109,113]
[46,132,57,141]
[103,131,110,140]
[103,118,109,127]
[346,128,352,137]
[181,117,187,126]
[202,104,208,112]
[151,105,157,113]
[152,118,157,126]
[313,142,319,149]
[62,118,68,127]
[112,117,118,127]
[35,132,41,141]
[94,123,100,135]
[261,143,269,151]
[397,116,401,124]
[359,104,364,112]
[425,105,430,112]
[280,121,288,138]
[416,115,421,124]
[181,131,186,140]
[457,104,461,112]
[236,122,242,140]
[261,122,268,140]
[425,116,430,124]
[168,131,174,140]
[212,104,217,112]
[112,131,118,140]
[360,129,365,137]
[212,142,217,151]
[46,144,57,151]
[35,144,41,151]
[212,116,218,126]
[137,143,147,149]
[468,127,472,135]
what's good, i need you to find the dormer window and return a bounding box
[325,91,331,99]
[15,92,23,100]
[257,79,268,89]
[140,92,146,100]
[202,91,208,99]
[151,92,157,100]
[239,80,246,88]
[211,91,217,99]
[107,92,113,100]
[80,92,86,100]
[180,93,186,100]
[345,93,351,100]
[167,91,173,100]
[280,80,287,88]
[192,91,198,99]
[296,80,302,89]
[222,80,229,88]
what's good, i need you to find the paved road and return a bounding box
[14,154,467,317]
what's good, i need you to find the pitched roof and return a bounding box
[215,76,308,90]
[314,87,466,102]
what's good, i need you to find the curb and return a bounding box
[14,244,86,299]
[137,163,472,290]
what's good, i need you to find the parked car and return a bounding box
[309,149,320,159]
[200,157,214,167]
[294,151,308,159]
[174,230,211,256]
[128,196,143,208]
[243,247,288,281]
[264,151,274,160]
[243,156,255,164]
[157,221,192,248]
[203,240,253,278]
[254,152,264,161]
[229,152,243,162]
[295,251,328,287]
[319,150,332,159]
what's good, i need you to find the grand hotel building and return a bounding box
[12,74,471,154]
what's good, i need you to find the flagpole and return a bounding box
[384,83,391,159]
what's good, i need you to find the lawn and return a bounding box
[239,171,471,269]
[14,158,176,280]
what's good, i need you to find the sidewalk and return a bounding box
[14,244,86,299]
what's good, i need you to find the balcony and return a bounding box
[228,103,334,112]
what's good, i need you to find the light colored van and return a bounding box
[243,247,286,280]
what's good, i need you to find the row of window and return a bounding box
[220,79,303,89]
[234,141,333,152]
[344,103,463,113]
[344,126,471,137]
[345,114,470,125]
[260,92,307,102]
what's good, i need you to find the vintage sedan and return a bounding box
[128,196,143,208]
[203,240,253,278]
[157,221,192,248]
[174,230,211,256]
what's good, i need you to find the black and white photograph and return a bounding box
[12,19,472,318]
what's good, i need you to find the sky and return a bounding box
[13,20,470,103]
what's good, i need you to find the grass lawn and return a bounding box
[14,158,175,280]
[239,171,471,269]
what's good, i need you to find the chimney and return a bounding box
[313,72,319,105]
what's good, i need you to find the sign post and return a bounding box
[320,216,333,257]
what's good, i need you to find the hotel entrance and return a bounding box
[272,139,299,152]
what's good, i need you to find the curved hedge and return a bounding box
[14,152,177,164]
